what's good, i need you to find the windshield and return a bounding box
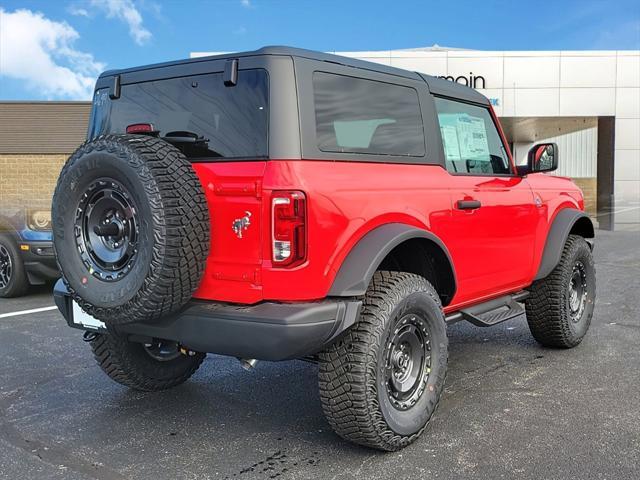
[89,69,269,160]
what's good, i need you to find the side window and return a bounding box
[313,72,425,156]
[434,97,511,175]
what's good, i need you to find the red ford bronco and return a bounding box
[52,47,596,451]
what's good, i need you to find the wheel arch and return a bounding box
[0,215,19,238]
[0,215,21,245]
[328,223,457,306]
[534,208,595,281]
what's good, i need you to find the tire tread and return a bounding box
[525,234,595,348]
[318,271,448,451]
[90,333,205,391]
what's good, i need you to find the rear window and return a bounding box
[89,69,269,160]
[312,72,425,157]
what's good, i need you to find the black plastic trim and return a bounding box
[459,291,528,327]
[20,241,58,284]
[109,75,120,99]
[535,208,595,281]
[24,261,59,284]
[223,59,238,86]
[53,279,362,361]
[445,291,529,325]
[328,223,457,298]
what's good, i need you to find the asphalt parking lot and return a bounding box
[1,229,639,480]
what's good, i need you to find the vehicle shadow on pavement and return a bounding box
[53,320,549,477]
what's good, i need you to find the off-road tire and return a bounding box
[0,233,29,298]
[319,271,448,451]
[52,135,209,325]
[525,234,596,348]
[90,333,205,391]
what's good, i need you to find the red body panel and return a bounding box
[192,159,585,312]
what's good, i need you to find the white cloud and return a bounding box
[89,0,151,45]
[68,5,90,17]
[240,0,252,8]
[0,8,105,100]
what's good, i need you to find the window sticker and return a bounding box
[455,115,490,160]
[438,113,490,161]
[440,125,461,162]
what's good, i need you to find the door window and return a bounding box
[434,97,511,175]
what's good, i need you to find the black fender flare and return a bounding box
[534,208,595,281]
[328,223,457,298]
[0,215,19,238]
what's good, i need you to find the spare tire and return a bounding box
[52,134,210,325]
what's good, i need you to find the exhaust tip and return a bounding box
[238,358,258,371]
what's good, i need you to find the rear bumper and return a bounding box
[53,279,361,361]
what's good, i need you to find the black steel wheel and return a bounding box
[568,261,588,323]
[0,233,29,298]
[383,314,431,411]
[319,271,448,451]
[75,178,139,282]
[0,243,11,289]
[526,234,596,348]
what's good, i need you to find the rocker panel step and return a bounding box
[449,291,529,327]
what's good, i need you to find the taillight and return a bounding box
[272,191,307,267]
[126,123,154,134]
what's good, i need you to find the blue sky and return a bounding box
[1,0,639,100]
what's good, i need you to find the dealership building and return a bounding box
[1,47,638,230]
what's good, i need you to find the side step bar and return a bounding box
[445,291,529,327]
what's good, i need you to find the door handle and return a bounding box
[456,199,482,210]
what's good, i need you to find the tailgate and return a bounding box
[191,161,267,303]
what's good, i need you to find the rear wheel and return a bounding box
[90,332,205,391]
[0,233,29,298]
[525,234,596,348]
[319,271,448,451]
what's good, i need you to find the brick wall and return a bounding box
[0,154,68,213]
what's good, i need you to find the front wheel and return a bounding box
[319,271,448,451]
[90,333,205,391]
[525,234,596,348]
[0,233,29,298]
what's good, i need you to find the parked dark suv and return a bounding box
[0,207,58,297]
[52,47,596,451]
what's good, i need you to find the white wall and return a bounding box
[513,127,598,178]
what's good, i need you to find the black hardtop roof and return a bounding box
[99,46,488,105]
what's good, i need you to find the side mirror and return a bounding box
[518,143,558,175]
